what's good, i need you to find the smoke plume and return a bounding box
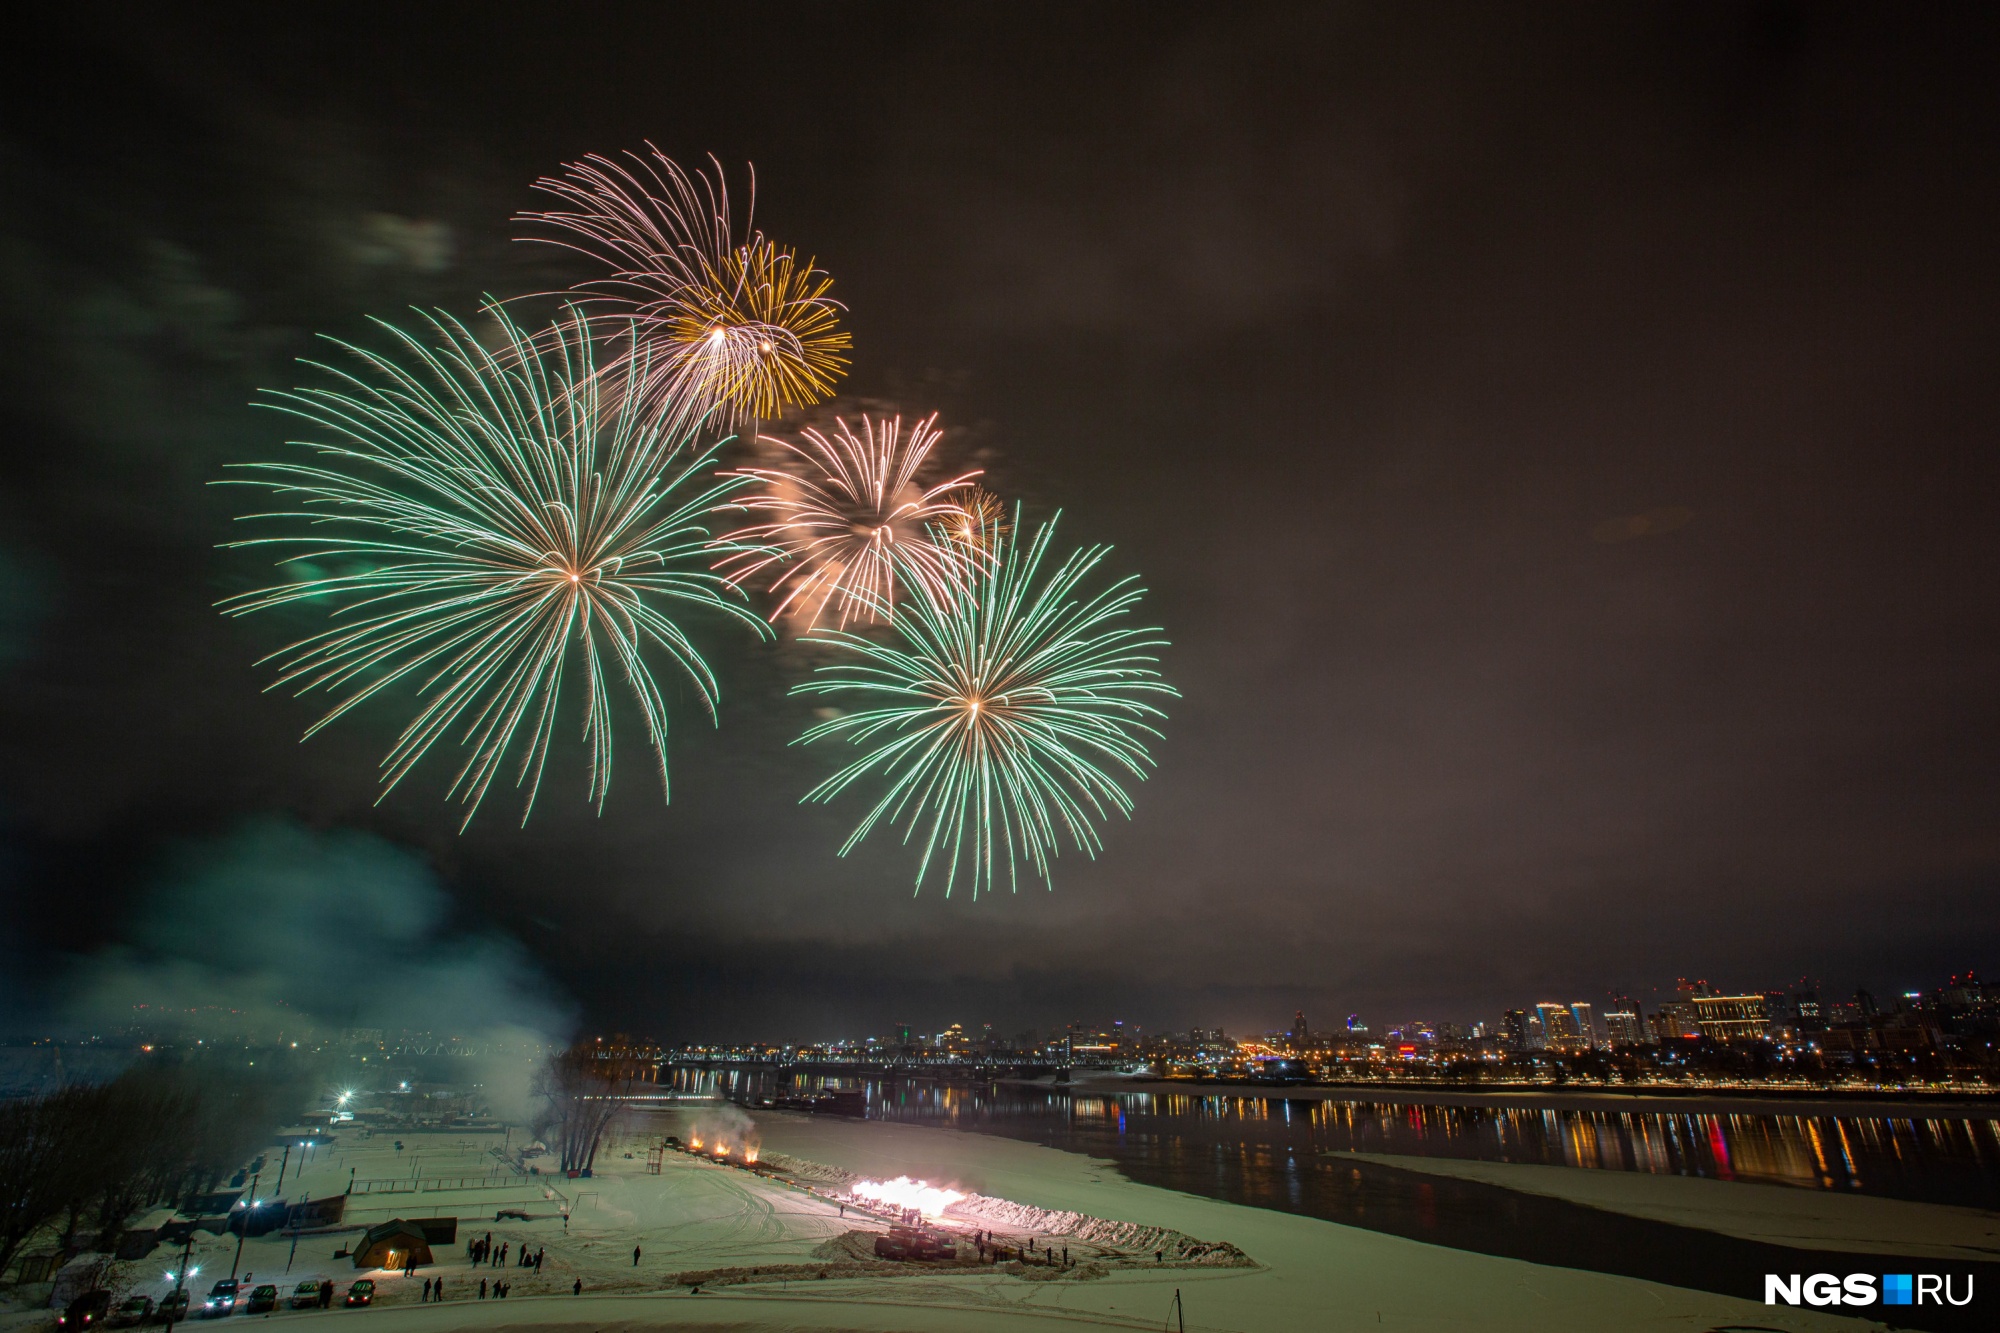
[65,820,572,1106]
[688,1103,760,1155]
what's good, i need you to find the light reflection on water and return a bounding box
[666,1066,2000,1208]
[663,1066,2000,1328]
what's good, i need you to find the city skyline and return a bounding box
[46,965,1992,1058]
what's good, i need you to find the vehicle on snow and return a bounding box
[105,1296,153,1328]
[56,1291,111,1332]
[198,1280,238,1318]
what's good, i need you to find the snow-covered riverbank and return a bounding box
[11,1109,1892,1332]
[1342,1149,2000,1261]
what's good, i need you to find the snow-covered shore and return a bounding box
[24,1110,1893,1332]
[1344,1149,2000,1260]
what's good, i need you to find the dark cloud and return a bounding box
[1,3,1997,1041]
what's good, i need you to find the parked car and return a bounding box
[106,1296,153,1328]
[245,1286,278,1315]
[198,1280,239,1318]
[341,1281,374,1309]
[158,1291,191,1322]
[56,1292,112,1332]
[287,1282,322,1310]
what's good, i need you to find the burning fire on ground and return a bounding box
[686,1107,761,1164]
[848,1176,965,1219]
[699,1140,760,1163]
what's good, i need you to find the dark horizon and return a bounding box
[3,3,1998,1047]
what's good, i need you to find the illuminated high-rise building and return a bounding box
[1603,993,1649,1047]
[1603,1007,1647,1048]
[1536,1003,1587,1053]
[1690,993,1770,1042]
[1652,1001,1699,1039]
[1568,1003,1598,1050]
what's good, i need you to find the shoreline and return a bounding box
[1054,1073,2000,1117]
[1341,1150,2000,1261]
[19,1110,1907,1333]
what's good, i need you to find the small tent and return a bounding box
[352,1218,455,1270]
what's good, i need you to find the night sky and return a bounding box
[3,3,1998,1043]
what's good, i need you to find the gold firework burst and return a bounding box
[519,146,851,429]
[939,485,1010,554]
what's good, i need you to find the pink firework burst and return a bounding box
[719,413,983,628]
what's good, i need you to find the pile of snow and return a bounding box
[809,1231,882,1263]
[947,1194,1250,1265]
[51,1254,116,1307]
[757,1151,858,1186]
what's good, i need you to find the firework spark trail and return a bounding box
[719,413,984,630]
[518,146,850,429]
[793,511,1177,897]
[216,306,765,828]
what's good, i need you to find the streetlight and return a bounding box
[162,1235,195,1333]
[229,1172,260,1280]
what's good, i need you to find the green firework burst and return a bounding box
[217,306,766,828]
[794,511,1177,896]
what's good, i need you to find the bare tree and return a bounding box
[0,1061,306,1276]
[533,1044,642,1174]
[0,1088,100,1280]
